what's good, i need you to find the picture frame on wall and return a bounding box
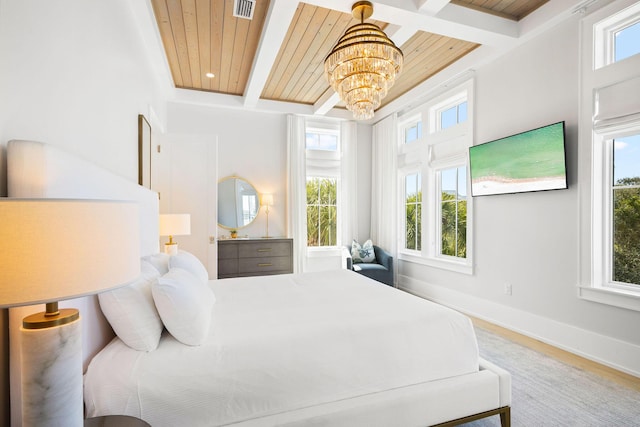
[138,114,152,188]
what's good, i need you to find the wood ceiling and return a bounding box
[150,0,552,119]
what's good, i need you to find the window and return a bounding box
[440,166,467,258]
[404,121,422,144]
[611,134,640,286]
[440,101,468,130]
[614,21,640,62]
[579,0,640,310]
[397,79,473,274]
[405,173,422,251]
[306,177,337,247]
[306,131,338,151]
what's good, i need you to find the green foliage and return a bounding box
[406,192,421,250]
[613,177,640,285]
[441,193,467,258]
[306,178,337,247]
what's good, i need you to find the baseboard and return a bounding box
[399,274,640,378]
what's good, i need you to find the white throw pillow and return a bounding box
[351,239,376,263]
[142,252,170,275]
[168,250,209,283]
[152,268,215,346]
[98,260,164,351]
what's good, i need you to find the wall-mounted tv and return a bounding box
[469,121,567,197]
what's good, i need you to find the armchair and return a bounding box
[345,245,394,286]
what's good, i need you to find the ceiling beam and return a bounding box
[415,0,452,15]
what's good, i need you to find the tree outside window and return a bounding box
[306,177,337,247]
[405,173,422,250]
[440,166,467,258]
[612,134,640,285]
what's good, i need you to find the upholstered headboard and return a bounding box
[6,140,159,425]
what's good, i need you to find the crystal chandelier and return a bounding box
[324,1,403,120]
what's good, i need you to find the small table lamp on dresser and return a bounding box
[0,199,140,427]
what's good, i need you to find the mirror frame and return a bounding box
[217,175,260,230]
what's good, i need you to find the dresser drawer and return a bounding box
[217,238,293,279]
[238,256,292,274]
[238,241,292,259]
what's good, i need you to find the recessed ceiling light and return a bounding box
[206,72,215,78]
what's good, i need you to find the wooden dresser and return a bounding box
[218,238,293,279]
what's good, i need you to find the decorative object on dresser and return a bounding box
[0,199,140,427]
[218,238,293,278]
[159,213,191,255]
[261,193,274,238]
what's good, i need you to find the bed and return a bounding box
[7,140,511,427]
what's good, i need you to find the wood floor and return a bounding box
[470,317,640,393]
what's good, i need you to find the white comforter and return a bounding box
[84,270,479,426]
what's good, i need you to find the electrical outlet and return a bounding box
[504,283,512,296]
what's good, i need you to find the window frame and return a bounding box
[397,79,474,275]
[402,170,423,253]
[437,164,468,261]
[579,0,640,311]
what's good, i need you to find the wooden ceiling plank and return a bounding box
[260,3,304,99]
[196,0,211,91]
[218,0,237,93]
[210,0,224,93]
[166,0,193,87]
[276,6,331,101]
[288,10,360,104]
[265,4,316,99]
[228,15,251,95]
[235,0,270,96]
[150,0,184,87]
[182,0,202,89]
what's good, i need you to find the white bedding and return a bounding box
[84,269,479,426]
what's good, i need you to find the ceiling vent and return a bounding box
[233,0,256,20]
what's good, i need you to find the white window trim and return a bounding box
[578,0,640,311]
[399,168,423,256]
[396,79,474,275]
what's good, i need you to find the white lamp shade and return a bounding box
[261,194,273,206]
[159,214,191,236]
[0,199,140,308]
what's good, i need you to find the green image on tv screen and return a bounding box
[469,121,567,196]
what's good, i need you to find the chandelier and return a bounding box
[324,1,403,120]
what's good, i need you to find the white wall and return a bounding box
[0,0,166,181]
[399,13,640,375]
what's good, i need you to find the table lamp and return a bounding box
[159,213,191,255]
[261,194,273,238]
[0,199,140,427]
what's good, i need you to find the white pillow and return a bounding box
[351,239,376,263]
[142,252,170,275]
[98,260,164,351]
[168,250,209,283]
[152,268,215,346]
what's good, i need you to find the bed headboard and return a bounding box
[6,140,159,425]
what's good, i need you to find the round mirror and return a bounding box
[217,176,260,230]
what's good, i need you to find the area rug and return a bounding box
[462,326,640,426]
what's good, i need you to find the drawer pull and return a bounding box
[257,248,272,252]
[258,263,273,267]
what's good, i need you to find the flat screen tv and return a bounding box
[469,121,567,196]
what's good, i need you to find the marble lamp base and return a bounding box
[164,243,178,256]
[21,315,83,427]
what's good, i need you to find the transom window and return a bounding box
[440,101,468,130]
[404,121,423,144]
[306,130,338,151]
[611,134,640,286]
[614,21,640,62]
